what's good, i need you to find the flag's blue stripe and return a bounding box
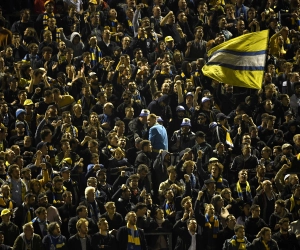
[210,49,266,58]
[206,62,265,71]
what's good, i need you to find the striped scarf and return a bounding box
[43,12,55,27]
[127,18,133,32]
[109,18,118,33]
[230,235,247,249]
[44,27,61,43]
[222,125,233,147]
[127,226,141,250]
[236,181,252,201]
[210,175,223,192]
[205,214,219,238]
[90,46,102,68]
[165,202,174,215]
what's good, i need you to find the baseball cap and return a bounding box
[209,157,219,163]
[139,109,150,117]
[186,92,194,97]
[38,193,47,200]
[24,99,34,106]
[201,97,210,103]
[282,143,292,149]
[284,110,293,116]
[204,179,216,185]
[89,0,97,4]
[16,109,26,118]
[164,36,174,42]
[181,118,191,127]
[176,106,185,112]
[60,166,71,173]
[15,121,25,127]
[216,113,229,121]
[1,209,10,216]
[88,72,97,77]
[157,116,163,122]
[284,174,290,181]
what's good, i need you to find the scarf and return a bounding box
[127,18,133,32]
[262,240,270,250]
[109,18,118,33]
[90,46,102,67]
[236,181,252,201]
[230,235,247,249]
[43,12,55,27]
[127,226,141,250]
[210,175,223,192]
[222,125,233,147]
[44,27,61,43]
[204,214,219,238]
[64,125,77,138]
[165,202,174,215]
[190,173,196,189]
[289,195,300,211]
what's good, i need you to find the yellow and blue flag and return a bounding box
[202,30,269,89]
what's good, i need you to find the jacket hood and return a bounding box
[70,32,81,42]
[157,94,169,104]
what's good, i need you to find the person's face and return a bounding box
[52,224,61,236]
[38,211,47,221]
[62,170,71,180]
[23,170,31,180]
[207,206,215,217]
[207,182,216,192]
[242,145,251,155]
[12,168,20,179]
[38,196,48,206]
[99,220,109,231]
[227,216,236,228]
[103,30,111,40]
[165,190,174,200]
[54,181,63,191]
[123,188,131,199]
[295,85,300,95]
[252,207,260,217]
[218,17,227,28]
[236,228,245,239]
[110,135,119,146]
[188,219,197,233]
[48,18,56,29]
[105,203,116,214]
[130,178,139,189]
[114,150,124,160]
[237,20,245,31]
[211,166,220,177]
[80,208,88,218]
[147,116,156,127]
[122,37,130,48]
[198,3,207,13]
[45,3,54,12]
[87,190,95,201]
[263,181,273,192]
[88,143,98,153]
[153,6,161,17]
[128,213,137,225]
[79,222,89,235]
[281,222,289,232]
[294,187,300,197]
[238,171,248,182]
[83,87,91,97]
[91,15,100,25]
[109,9,117,18]
[24,226,34,239]
[275,203,283,214]
[181,125,190,134]
[43,51,52,61]
[155,209,164,220]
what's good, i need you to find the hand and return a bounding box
[93,164,100,170]
[281,155,287,162]
[83,120,88,127]
[182,152,189,160]
[197,150,203,159]
[197,191,204,200]
[187,41,192,48]
[274,129,278,134]
[184,174,190,182]
[84,136,92,142]
[52,62,58,71]
[147,209,151,217]
[121,170,126,177]
[40,163,46,170]
[196,86,202,93]
[36,150,43,158]
[237,126,242,135]
[84,14,89,23]
[156,58,162,65]
[274,224,280,230]
[183,212,189,220]
[121,184,127,190]
[45,155,50,162]
[140,189,147,197]
[101,122,110,129]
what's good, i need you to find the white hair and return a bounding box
[85,186,95,198]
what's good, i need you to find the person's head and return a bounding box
[97,218,109,232]
[279,218,289,232]
[35,207,47,221]
[182,160,195,175]
[48,222,61,236]
[187,218,197,234]
[76,218,88,235]
[205,204,215,217]
[257,227,272,241]
[107,132,119,147]
[85,186,95,202]
[241,143,251,156]
[140,140,152,153]
[125,211,137,226]
[234,225,245,239]
[135,202,147,216]
[77,205,88,218]
[164,188,174,201]
[225,215,236,230]
[103,102,114,116]
[147,113,157,127]
[121,185,131,200]
[52,176,64,191]
[211,195,224,210]
[129,174,139,189]
[208,162,224,178]
[23,222,34,239]
[8,164,20,179]
[167,166,177,180]
[104,202,116,214]
[238,169,248,183]
[250,204,260,218]
[181,196,192,210]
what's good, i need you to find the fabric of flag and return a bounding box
[202,30,269,89]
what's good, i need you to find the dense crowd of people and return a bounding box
[0,0,300,249]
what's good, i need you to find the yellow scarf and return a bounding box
[262,240,270,250]
[236,181,252,201]
[222,125,233,147]
[289,195,300,211]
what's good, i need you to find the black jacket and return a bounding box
[251,237,279,250]
[244,217,268,242]
[91,232,117,250]
[68,234,92,250]
[272,231,300,250]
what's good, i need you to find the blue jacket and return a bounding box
[149,123,168,151]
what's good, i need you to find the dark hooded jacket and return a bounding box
[147,95,172,125]
[153,150,171,190]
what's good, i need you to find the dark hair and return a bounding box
[76,205,87,215]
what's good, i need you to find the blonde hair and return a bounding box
[76,218,88,231]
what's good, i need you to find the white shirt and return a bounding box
[188,232,197,250]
